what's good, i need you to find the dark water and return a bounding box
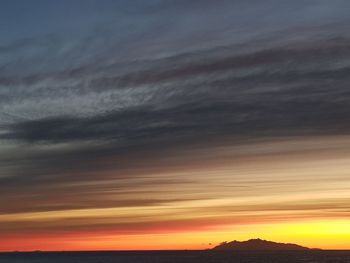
[1,250,350,263]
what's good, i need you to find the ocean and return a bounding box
[1,250,350,263]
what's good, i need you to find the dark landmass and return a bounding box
[213,238,311,251]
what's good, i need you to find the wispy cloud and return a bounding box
[1,0,350,250]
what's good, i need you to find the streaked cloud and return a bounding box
[1,0,350,251]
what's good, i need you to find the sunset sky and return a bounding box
[1,0,350,251]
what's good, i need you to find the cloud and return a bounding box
[2,0,350,246]
[2,34,350,145]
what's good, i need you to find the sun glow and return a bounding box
[2,219,349,252]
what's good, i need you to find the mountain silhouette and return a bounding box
[213,238,310,251]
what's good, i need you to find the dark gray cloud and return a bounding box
[1,0,350,219]
[2,35,350,145]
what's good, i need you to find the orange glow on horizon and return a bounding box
[2,219,350,252]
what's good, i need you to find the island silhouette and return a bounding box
[212,238,311,251]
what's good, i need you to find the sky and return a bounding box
[1,0,350,251]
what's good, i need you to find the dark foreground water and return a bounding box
[1,250,350,263]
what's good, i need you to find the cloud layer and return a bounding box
[1,0,350,250]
